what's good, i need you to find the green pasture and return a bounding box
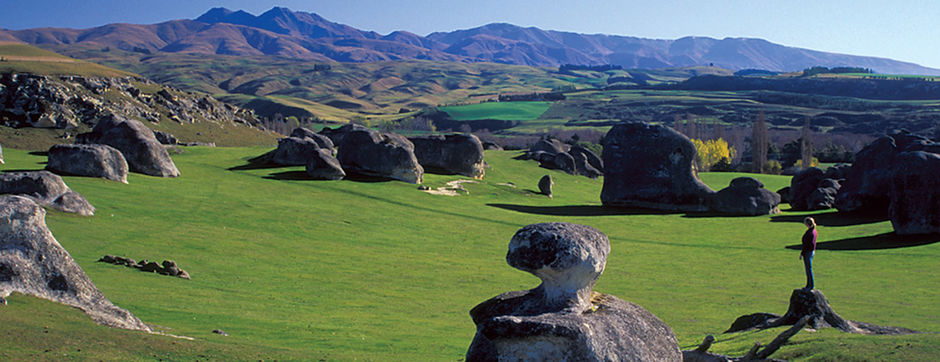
[436,101,551,121]
[0,147,937,360]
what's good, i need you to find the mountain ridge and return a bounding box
[2,6,938,75]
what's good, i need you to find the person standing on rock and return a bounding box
[799,217,817,290]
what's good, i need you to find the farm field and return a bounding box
[439,101,552,121]
[0,146,937,360]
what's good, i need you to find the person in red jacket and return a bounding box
[800,217,817,290]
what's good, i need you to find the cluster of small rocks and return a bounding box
[98,255,190,280]
[518,137,603,178]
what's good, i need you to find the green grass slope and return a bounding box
[0,147,937,360]
[440,101,552,121]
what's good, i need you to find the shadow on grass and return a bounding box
[263,171,390,183]
[486,203,675,216]
[228,151,283,171]
[785,232,940,251]
[27,151,48,156]
[771,210,888,227]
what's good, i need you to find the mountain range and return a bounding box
[2,6,938,75]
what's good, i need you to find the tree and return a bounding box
[751,111,768,173]
[691,138,736,172]
[801,117,814,170]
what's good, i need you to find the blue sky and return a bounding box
[2,0,939,69]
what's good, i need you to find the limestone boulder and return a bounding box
[569,145,603,173]
[152,130,178,145]
[76,114,180,177]
[0,195,150,331]
[712,177,781,216]
[290,127,335,152]
[466,223,681,361]
[834,136,897,212]
[320,124,423,183]
[46,144,129,183]
[789,167,840,211]
[889,151,940,234]
[601,122,714,211]
[408,134,485,179]
[306,149,346,180]
[272,136,320,166]
[0,171,94,216]
[538,174,553,198]
[552,152,577,175]
[530,138,569,155]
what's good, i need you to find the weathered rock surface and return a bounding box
[0,195,150,331]
[466,223,681,361]
[408,134,485,179]
[306,149,346,180]
[46,143,129,183]
[290,127,335,152]
[569,145,604,173]
[0,171,95,215]
[320,124,423,183]
[834,132,917,213]
[552,152,577,175]
[601,122,715,212]
[76,114,180,177]
[520,139,602,178]
[726,288,917,335]
[271,136,321,166]
[152,130,178,145]
[482,141,503,151]
[889,151,940,234]
[530,138,570,155]
[538,174,553,198]
[712,177,781,216]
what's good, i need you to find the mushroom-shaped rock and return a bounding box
[290,127,335,152]
[46,144,129,183]
[306,149,346,180]
[712,177,781,216]
[538,174,553,198]
[601,122,715,212]
[272,136,320,166]
[408,134,485,179]
[0,171,94,216]
[889,151,940,234]
[0,195,150,331]
[76,114,180,177]
[320,124,423,184]
[466,223,681,362]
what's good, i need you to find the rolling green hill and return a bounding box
[0,42,137,78]
[0,147,937,360]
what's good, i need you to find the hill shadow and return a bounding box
[771,210,888,227]
[486,203,674,217]
[785,232,940,251]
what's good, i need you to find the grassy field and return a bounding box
[0,42,137,77]
[439,101,552,121]
[0,147,937,360]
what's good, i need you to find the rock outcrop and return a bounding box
[520,138,602,178]
[712,177,781,216]
[152,130,178,145]
[466,223,681,361]
[0,171,95,215]
[601,122,714,212]
[46,144,129,183]
[834,131,929,213]
[408,134,485,179]
[306,149,346,180]
[320,124,423,183]
[889,151,940,234]
[0,195,150,331]
[76,114,180,177]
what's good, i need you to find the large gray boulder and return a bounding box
[712,177,781,216]
[272,136,321,166]
[789,168,840,211]
[466,223,681,361]
[0,195,150,331]
[0,171,94,216]
[601,122,714,212]
[530,138,570,155]
[290,127,335,152]
[320,124,423,184]
[569,145,604,173]
[408,134,485,179]
[834,136,899,212]
[76,114,180,177]
[305,149,346,180]
[889,151,940,234]
[46,144,129,183]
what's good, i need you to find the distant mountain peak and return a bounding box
[5,6,939,75]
